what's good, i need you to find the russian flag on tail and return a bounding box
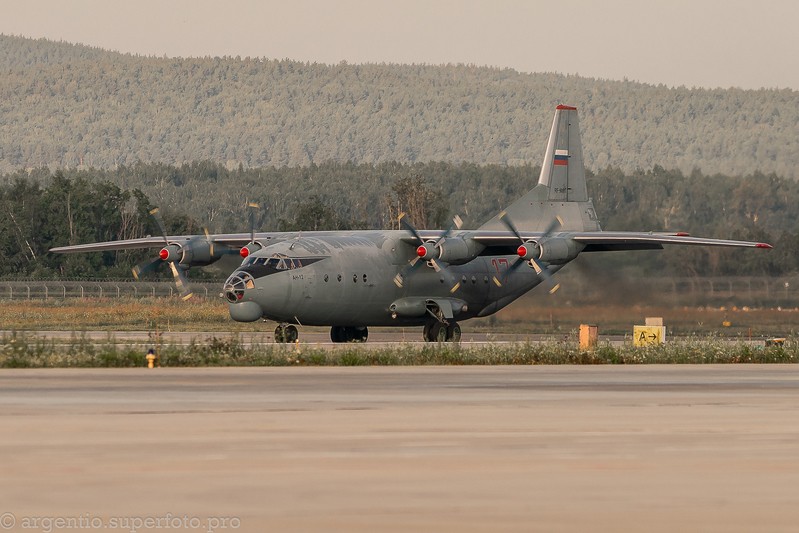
[554,149,569,166]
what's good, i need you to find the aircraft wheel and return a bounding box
[425,322,447,343]
[353,326,368,343]
[330,326,345,343]
[285,325,299,343]
[446,322,461,343]
[274,324,287,343]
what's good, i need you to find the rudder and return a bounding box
[478,105,600,233]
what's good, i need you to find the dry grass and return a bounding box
[0,298,244,332]
[0,298,796,338]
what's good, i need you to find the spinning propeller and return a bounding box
[131,208,194,300]
[394,213,463,293]
[131,207,239,300]
[494,211,563,294]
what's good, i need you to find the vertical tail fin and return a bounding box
[478,105,600,233]
[539,105,588,202]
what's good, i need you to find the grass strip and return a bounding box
[1,332,796,368]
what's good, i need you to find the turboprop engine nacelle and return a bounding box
[239,242,263,259]
[163,238,233,267]
[517,238,582,265]
[178,239,219,267]
[415,237,484,265]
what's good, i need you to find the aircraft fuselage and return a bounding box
[224,232,544,327]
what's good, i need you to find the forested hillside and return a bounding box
[0,164,793,279]
[1,35,798,178]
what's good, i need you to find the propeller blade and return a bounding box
[393,256,424,287]
[434,214,463,247]
[169,262,194,300]
[498,211,523,241]
[398,212,423,245]
[530,258,560,294]
[131,257,162,280]
[203,227,215,257]
[430,259,462,293]
[247,202,260,244]
[149,207,169,245]
[542,215,564,237]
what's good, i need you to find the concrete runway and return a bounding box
[1,366,798,532]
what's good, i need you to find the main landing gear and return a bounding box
[274,324,298,343]
[330,326,369,343]
[423,319,461,343]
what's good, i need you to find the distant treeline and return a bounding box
[0,162,792,279]
[1,35,798,178]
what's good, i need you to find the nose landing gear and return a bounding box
[274,324,299,343]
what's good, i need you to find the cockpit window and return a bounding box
[238,252,326,279]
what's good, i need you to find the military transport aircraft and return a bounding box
[51,105,772,343]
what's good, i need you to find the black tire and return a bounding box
[446,322,461,343]
[428,322,446,343]
[354,326,368,343]
[285,325,298,343]
[330,326,345,343]
[274,325,287,343]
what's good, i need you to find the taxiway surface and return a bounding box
[1,366,797,532]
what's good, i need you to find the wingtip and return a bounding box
[755,243,773,249]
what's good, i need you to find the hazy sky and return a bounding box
[1,0,797,90]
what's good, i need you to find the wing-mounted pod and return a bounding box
[389,297,469,319]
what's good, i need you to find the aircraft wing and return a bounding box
[50,233,266,253]
[569,231,773,251]
[470,231,772,253]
